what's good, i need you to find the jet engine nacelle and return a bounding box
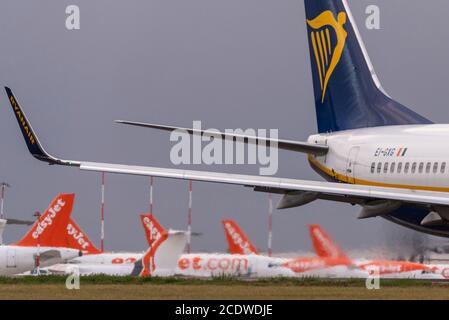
[358,200,402,219]
[421,206,449,226]
[277,192,319,209]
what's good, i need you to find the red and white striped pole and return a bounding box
[34,211,41,275]
[268,193,273,257]
[0,185,5,220]
[187,180,193,253]
[147,176,154,275]
[0,183,10,220]
[100,172,105,252]
[149,176,154,214]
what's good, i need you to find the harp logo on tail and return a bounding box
[307,11,347,103]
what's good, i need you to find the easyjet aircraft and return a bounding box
[142,215,267,278]
[124,214,357,278]
[221,218,368,278]
[0,194,81,276]
[45,218,143,274]
[309,224,449,279]
[44,212,189,276]
[222,220,259,255]
[48,213,359,278]
[64,218,145,266]
[7,0,449,239]
[48,213,187,277]
[178,216,364,278]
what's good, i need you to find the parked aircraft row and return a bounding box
[1,193,448,280]
[6,0,449,246]
[4,0,449,279]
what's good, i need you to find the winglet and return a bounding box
[222,219,259,255]
[5,87,79,166]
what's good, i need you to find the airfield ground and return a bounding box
[0,277,448,299]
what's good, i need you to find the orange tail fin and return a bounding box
[222,219,258,255]
[308,224,348,259]
[138,214,169,277]
[66,218,101,254]
[16,194,75,247]
[140,213,168,247]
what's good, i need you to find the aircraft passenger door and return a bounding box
[6,249,16,268]
[346,147,360,184]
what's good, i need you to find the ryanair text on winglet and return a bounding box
[10,95,36,145]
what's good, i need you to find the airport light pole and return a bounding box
[0,182,11,220]
[268,193,273,257]
[149,176,154,214]
[148,176,154,274]
[100,172,105,252]
[187,180,192,253]
[33,211,41,275]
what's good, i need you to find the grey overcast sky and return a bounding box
[0,0,448,255]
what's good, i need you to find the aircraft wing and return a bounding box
[115,120,329,156]
[6,86,449,216]
[78,161,449,207]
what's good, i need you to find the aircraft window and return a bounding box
[371,162,375,174]
[404,162,410,174]
[418,162,424,174]
[390,162,396,173]
[426,162,431,174]
[397,162,403,174]
[433,162,439,174]
[383,163,389,174]
[442,162,447,174]
[377,163,382,174]
[411,162,417,174]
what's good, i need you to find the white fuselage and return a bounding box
[70,252,142,265]
[43,251,449,279]
[175,254,368,279]
[306,125,449,236]
[46,252,143,275]
[308,125,449,190]
[0,245,80,276]
[351,258,449,280]
[46,252,362,278]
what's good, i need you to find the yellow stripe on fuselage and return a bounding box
[307,155,449,193]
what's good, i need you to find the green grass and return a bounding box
[0,275,444,287]
[0,276,447,299]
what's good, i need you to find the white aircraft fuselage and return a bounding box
[0,245,80,276]
[309,125,449,190]
[307,124,449,236]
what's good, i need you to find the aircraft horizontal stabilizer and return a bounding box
[115,120,328,156]
[6,219,34,226]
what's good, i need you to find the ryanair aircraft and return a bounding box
[6,0,449,237]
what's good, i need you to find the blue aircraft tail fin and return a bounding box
[304,0,431,133]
